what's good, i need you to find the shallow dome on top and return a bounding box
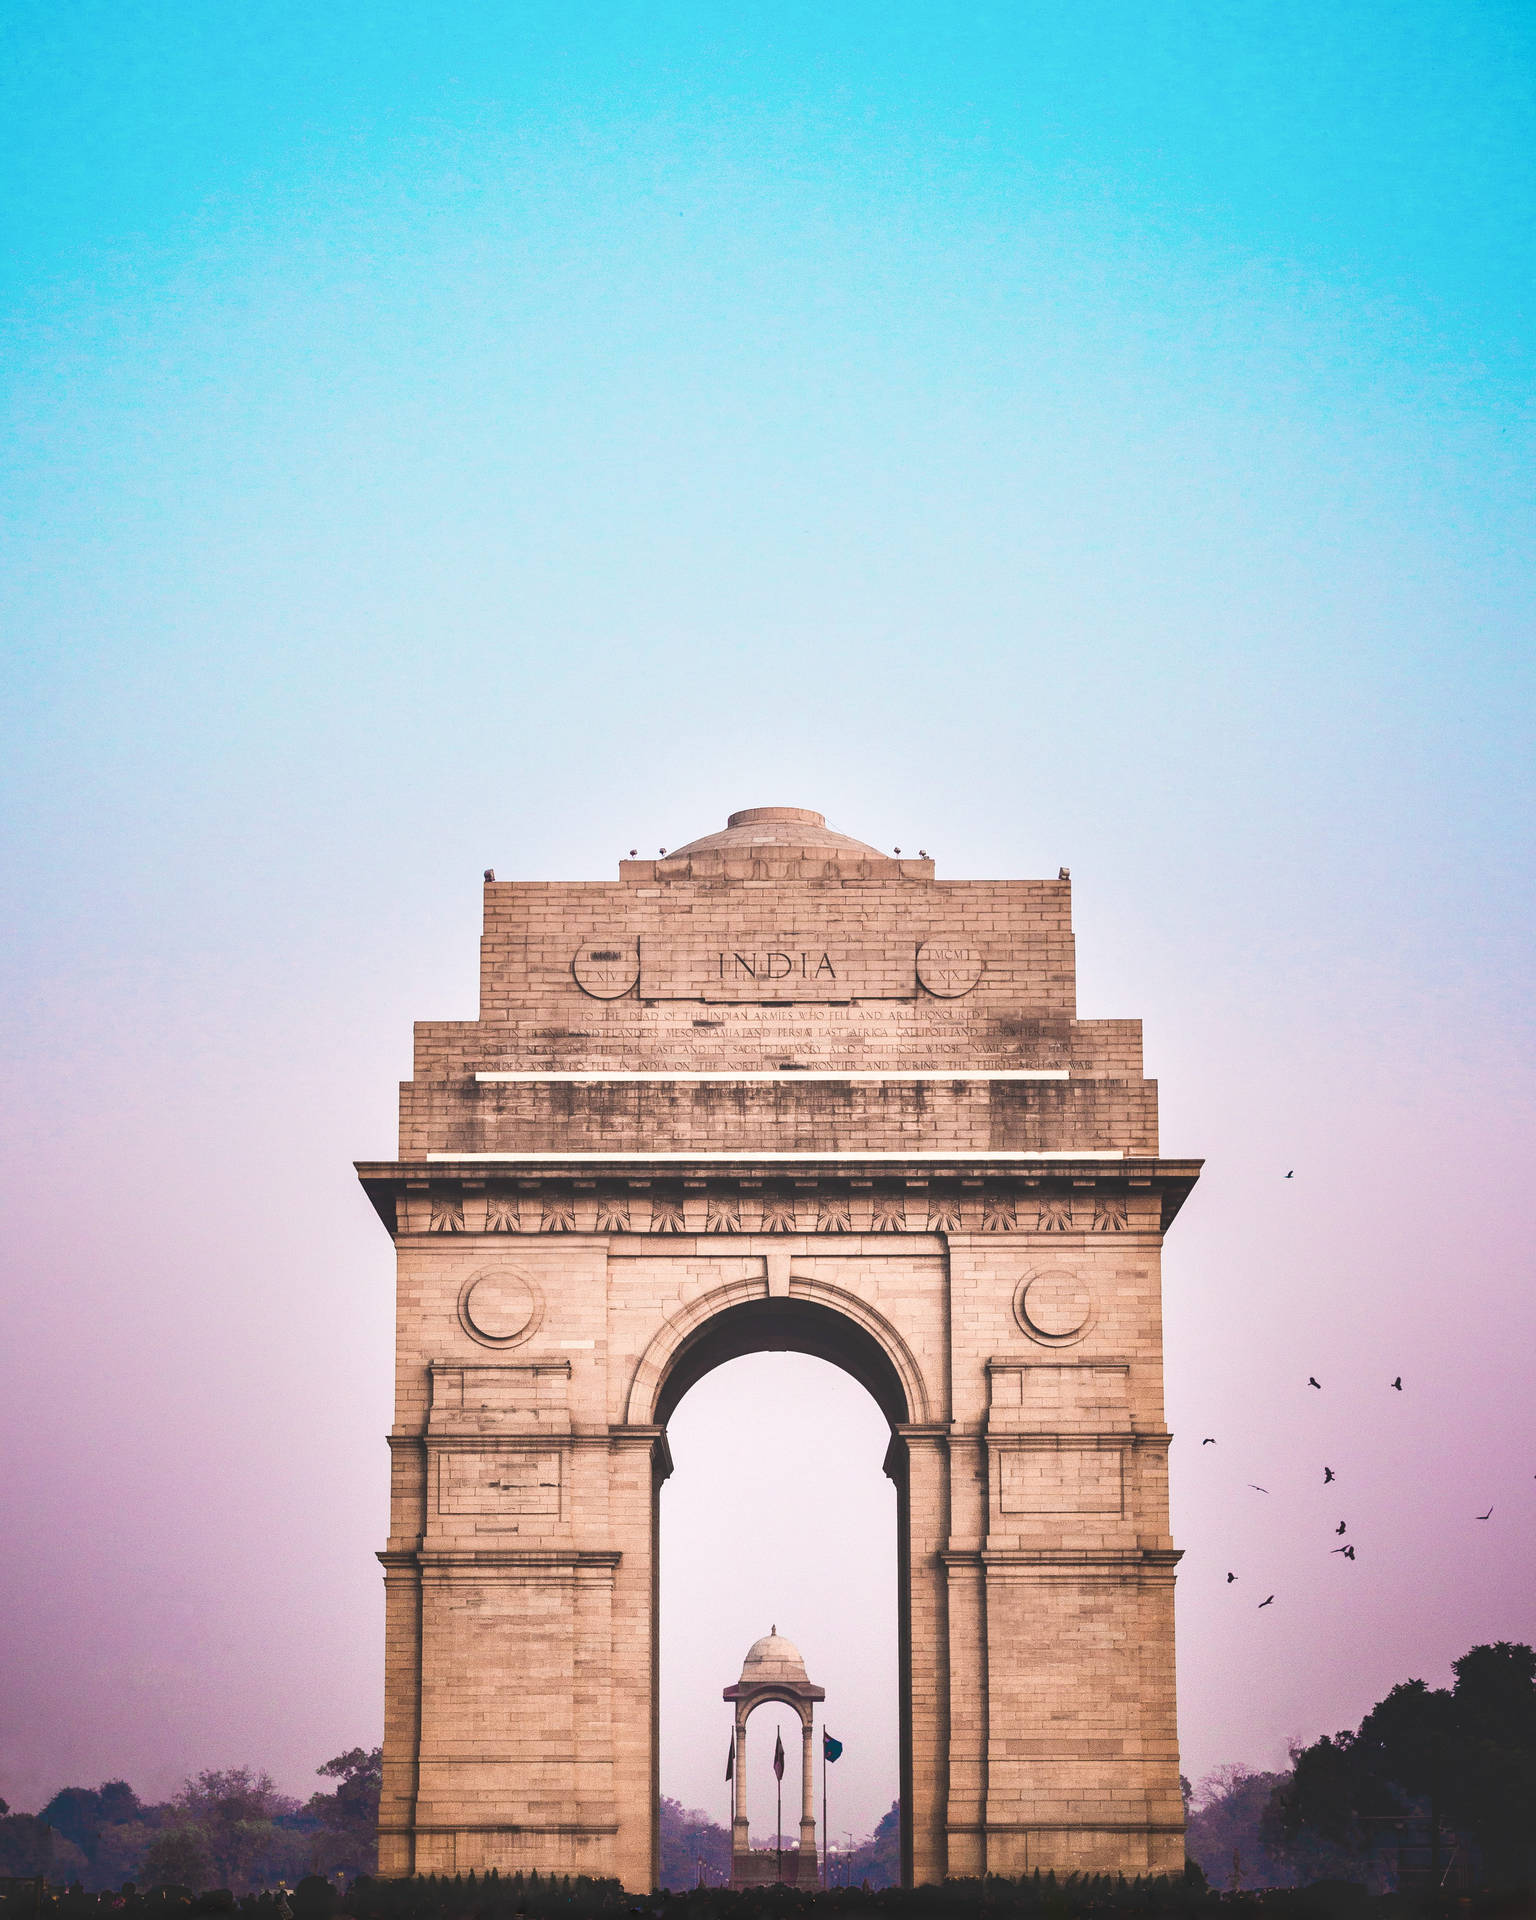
[668,807,885,859]
[738,1630,811,1686]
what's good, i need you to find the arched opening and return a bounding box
[652,1299,911,1889]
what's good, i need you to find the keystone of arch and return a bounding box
[624,1261,933,1428]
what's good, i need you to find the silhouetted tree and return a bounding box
[0,1802,56,1876]
[1267,1640,1536,1889]
[656,1798,729,1888]
[838,1801,899,1887]
[141,1823,214,1890]
[305,1749,383,1880]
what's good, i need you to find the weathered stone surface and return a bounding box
[360,807,1199,1889]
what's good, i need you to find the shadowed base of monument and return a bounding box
[730,1846,821,1890]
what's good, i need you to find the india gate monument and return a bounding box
[356,805,1201,1890]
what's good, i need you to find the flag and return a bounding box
[772,1730,785,1781]
[823,1732,843,1763]
[726,1736,734,1782]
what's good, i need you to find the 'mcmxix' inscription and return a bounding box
[638,939,918,1003]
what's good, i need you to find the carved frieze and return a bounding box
[376,1169,1180,1238]
[650,1192,687,1233]
[430,1192,465,1232]
[981,1191,1017,1232]
[926,1192,963,1232]
[485,1190,520,1232]
[706,1192,742,1232]
[759,1191,797,1233]
[593,1191,631,1232]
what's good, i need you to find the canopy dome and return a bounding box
[738,1628,810,1686]
[667,807,885,860]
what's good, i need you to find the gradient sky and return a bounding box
[2,0,1534,1848]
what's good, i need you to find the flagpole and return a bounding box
[822,1730,828,1889]
[776,1722,782,1885]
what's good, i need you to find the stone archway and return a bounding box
[645,1281,921,1886]
[359,806,1201,1890]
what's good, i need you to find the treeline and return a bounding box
[1185,1642,1536,1892]
[0,1752,381,1892]
[3,1868,1535,1920]
[4,1641,1531,1902]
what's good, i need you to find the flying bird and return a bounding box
[1249,1484,1270,1494]
[1258,1595,1275,1608]
[1391,1377,1403,1391]
[1285,1171,1294,1179]
[1331,1545,1356,1560]
[1335,1522,1347,1535]
[1477,1508,1493,1521]
[1226,1572,1237,1584]
[1308,1377,1322,1389]
[1202,1437,1217,1446]
[1324,1467,1335,1483]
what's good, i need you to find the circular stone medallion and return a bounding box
[572,938,639,999]
[1016,1270,1093,1343]
[916,940,984,997]
[459,1269,541,1348]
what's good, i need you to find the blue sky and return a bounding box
[2,0,1533,1841]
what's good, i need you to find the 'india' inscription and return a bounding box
[638,938,917,1002]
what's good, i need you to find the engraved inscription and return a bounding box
[916,940,984,998]
[638,940,917,1003]
[572,939,640,1000]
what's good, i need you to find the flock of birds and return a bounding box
[1201,1171,1515,1611]
[1199,1370,1403,1607]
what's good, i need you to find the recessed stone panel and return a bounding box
[998,1445,1124,1515]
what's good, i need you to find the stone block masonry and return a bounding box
[359,806,1200,1890]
